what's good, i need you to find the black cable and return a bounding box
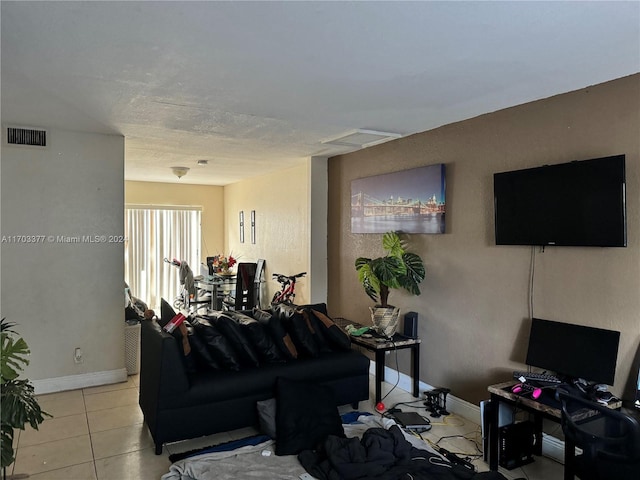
[380,338,401,403]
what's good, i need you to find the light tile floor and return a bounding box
[8,374,564,479]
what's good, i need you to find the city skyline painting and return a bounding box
[351,164,446,234]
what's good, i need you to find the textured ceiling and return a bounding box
[2,1,639,185]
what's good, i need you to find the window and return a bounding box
[125,206,201,310]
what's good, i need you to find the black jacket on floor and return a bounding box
[298,425,508,480]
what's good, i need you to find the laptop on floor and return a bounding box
[392,411,431,430]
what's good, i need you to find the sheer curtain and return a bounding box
[125,205,202,310]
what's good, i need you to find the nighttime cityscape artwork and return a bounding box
[351,164,446,234]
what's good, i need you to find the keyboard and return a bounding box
[513,371,562,384]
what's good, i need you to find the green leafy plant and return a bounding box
[355,231,426,308]
[1,318,50,474]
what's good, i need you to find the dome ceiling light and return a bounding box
[171,166,190,179]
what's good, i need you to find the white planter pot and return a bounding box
[369,306,401,337]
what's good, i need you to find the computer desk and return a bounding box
[487,380,622,480]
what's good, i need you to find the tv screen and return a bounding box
[525,318,620,386]
[494,155,626,247]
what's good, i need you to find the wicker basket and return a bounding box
[369,306,401,337]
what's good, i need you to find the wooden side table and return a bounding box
[336,318,421,404]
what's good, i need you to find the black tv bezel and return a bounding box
[525,318,621,386]
[493,154,627,247]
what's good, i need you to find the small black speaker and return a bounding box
[403,311,418,338]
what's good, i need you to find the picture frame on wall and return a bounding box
[351,164,446,234]
[251,210,256,244]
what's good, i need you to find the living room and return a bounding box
[2,2,639,479]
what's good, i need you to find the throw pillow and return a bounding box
[253,310,298,360]
[207,312,261,368]
[191,316,242,371]
[309,309,351,351]
[281,310,319,358]
[275,377,344,456]
[185,323,222,371]
[227,312,285,363]
[300,309,332,353]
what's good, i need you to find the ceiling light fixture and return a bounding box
[197,160,209,166]
[321,129,402,149]
[171,166,190,179]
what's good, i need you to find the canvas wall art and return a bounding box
[351,164,446,234]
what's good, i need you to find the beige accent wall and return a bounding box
[125,181,224,263]
[328,74,640,405]
[224,163,311,306]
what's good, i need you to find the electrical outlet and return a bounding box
[74,348,83,364]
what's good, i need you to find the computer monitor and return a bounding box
[525,318,620,386]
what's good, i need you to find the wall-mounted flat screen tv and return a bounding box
[494,155,626,247]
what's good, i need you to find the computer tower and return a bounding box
[499,421,535,469]
[403,311,418,338]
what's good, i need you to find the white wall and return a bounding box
[1,129,126,390]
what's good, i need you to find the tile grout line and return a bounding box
[82,387,100,480]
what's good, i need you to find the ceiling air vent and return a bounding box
[7,127,47,147]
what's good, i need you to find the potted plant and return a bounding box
[1,318,50,479]
[355,231,426,336]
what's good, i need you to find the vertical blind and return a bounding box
[125,206,201,310]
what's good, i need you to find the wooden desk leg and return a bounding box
[412,343,420,398]
[489,394,500,471]
[375,350,385,404]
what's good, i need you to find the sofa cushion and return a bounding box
[281,310,320,358]
[206,312,261,367]
[300,309,332,353]
[253,309,298,360]
[227,312,285,364]
[275,377,344,456]
[309,309,351,351]
[192,317,242,371]
[185,323,221,371]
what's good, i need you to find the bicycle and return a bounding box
[271,272,306,305]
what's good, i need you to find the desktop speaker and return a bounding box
[403,312,418,338]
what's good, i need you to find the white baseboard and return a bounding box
[370,361,565,464]
[32,368,128,395]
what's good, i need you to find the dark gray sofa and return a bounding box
[139,315,370,454]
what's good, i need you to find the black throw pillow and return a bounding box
[185,323,222,371]
[300,309,332,353]
[281,310,319,358]
[206,312,261,368]
[191,316,241,371]
[309,309,351,351]
[253,310,298,360]
[275,377,344,456]
[227,312,285,364]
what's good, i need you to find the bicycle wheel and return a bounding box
[271,291,283,305]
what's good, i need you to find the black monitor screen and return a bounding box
[525,318,620,385]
